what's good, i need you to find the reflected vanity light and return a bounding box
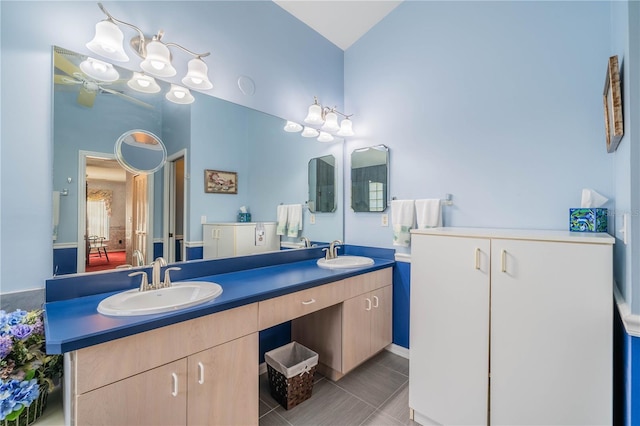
[166,84,195,104]
[86,2,213,101]
[79,57,120,82]
[127,72,161,93]
[301,126,320,138]
[317,132,334,142]
[284,121,303,132]
[286,96,355,141]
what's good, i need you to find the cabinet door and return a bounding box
[235,224,257,255]
[490,239,612,425]
[76,359,187,425]
[202,225,218,259]
[187,333,259,425]
[217,225,236,258]
[370,285,392,355]
[342,293,372,373]
[410,235,490,425]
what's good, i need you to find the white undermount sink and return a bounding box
[97,281,223,316]
[316,255,375,270]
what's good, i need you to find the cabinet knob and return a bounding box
[501,249,507,273]
[301,299,316,305]
[373,296,379,308]
[475,248,481,270]
[365,298,372,311]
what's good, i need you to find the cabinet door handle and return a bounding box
[475,248,481,270]
[197,362,205,385]
[366,298,372,311]
[501,249,507,273]
[301,299,316,305]
[372,295,379,308]
[171,372,178,397]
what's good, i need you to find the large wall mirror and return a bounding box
[351,145,389,212]
[53,46,344,276]
[308,155,336,213]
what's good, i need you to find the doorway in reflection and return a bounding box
[82,155,151,273]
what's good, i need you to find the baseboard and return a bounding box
[386,343,409,359]
[614,285,640,337]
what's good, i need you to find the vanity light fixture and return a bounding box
[86,2,213,103]
[284,96,355,141]
[79,57,120,82]
[166,84,195,105]
[127,72,161,94]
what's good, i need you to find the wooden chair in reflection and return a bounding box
[87,235,109,263]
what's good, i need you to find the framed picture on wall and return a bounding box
[603,55,623,153]
[205,170,238,194]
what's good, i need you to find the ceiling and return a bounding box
[274,1,403,50]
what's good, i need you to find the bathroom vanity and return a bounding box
[44,251,394,425]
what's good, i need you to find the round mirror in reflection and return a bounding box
[115,129,167,174]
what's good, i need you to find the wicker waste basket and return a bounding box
[265,341,319,410]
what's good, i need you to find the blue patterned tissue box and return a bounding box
[569,208,607,232]
[237,213,251,222]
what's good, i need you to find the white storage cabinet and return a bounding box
[409,228,613,425]
[203,222,278,259]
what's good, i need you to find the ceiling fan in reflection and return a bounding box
[53,47,153,109]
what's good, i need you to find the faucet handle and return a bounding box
[322,247,331,260]
[129,271,149,292]
[163,267,182,288]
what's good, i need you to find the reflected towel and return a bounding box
[53,191,60,241]
[276,205,288,235]
[391,199,415,247]
[287,204,303,237]
[415,199,442,229]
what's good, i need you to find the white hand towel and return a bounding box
[287,204,303,237]
[276,205,288,236]
[415,199,443,229]
[391,200,415,247]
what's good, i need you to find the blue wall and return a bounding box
[343,1,613,252]
[0,1,343,293]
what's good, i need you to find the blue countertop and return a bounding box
[44,257,395,354]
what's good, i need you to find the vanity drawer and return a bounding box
[259,281,346,330]
[342,268,392,300]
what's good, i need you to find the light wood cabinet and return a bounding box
[409,229,613,426]
[291,269,393,380]
[76,359,188,426]
[187,333,258,425]
[70,304,259,425]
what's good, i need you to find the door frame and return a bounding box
[163,149,188,263]
[77,150,154,273]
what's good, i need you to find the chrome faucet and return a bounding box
[151,257,167,289]
[324,240,343,260]
[300,237,312,248]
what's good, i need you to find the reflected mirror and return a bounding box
[351,145,389,212]
[308,155,336,213]
[115,129,167,174]
[52,45,344,276]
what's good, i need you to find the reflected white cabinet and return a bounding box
[203,222,278,259]
[409,228,613,426]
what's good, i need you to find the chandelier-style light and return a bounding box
[284,96,355,141]
[85,2,212,104]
